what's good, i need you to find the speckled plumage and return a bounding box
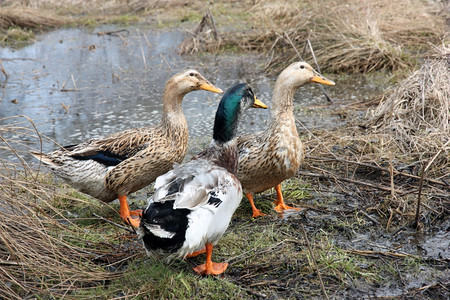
[31,70,223,226]
[237,115,304,194]
[236,62,335,216]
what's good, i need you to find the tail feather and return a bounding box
[31,151,55,165]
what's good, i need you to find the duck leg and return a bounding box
[246,193,267,218]
[193,243,228,275]
[118,195,142,228]
[273,184,301,213]
[186,248,207,258]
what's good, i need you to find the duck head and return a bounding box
[168,69,223,95]
[278,61,335,90]
[213,83,267,144]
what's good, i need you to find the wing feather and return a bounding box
[150,159,234,211]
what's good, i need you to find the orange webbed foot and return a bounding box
[193,262,228,275]
[129,209,143,217]
[125,215,141,228]
[252,209,267,218]
[193,243,227,275]
[274,203,302,213]
[118,195,141,228]
[273,184,302,214]
[247,193,267,218]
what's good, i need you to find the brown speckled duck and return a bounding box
[237,62,335,217]
[31,70,223,227]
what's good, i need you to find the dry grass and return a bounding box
[0,6,66,30]
[367,45,449,166]
[0,117,140,299]
[300,127,449,230]
[187,0,448,74]
[309,0,447,73]
[1,0,170,15]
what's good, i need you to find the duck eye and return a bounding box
[300,65,305,69]
[189,72,195,77]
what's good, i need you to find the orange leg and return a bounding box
[246,193,267,218]
[273,184,301,213]
[118,195,142,228]
[185,248,207,258]
[193,243,228,276]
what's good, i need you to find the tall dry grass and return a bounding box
[1,0,179,18]
[209,0,448,74]
[0,116,139,299]
[365,45,449,178]
[0,6,65,30]
[369,45,450,157]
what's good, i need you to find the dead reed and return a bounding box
[263,0,446,73]
[178,9,220,54]
[367,45,449,167]
[0,116,139,299]
[0,6,66,30]
[179,0,447,74]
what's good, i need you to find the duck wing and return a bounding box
[151,159,234,211]
[66,127,158,166]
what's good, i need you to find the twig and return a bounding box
[307,155,449,187]
[138,30,147,69]
[424,139,450,173]
[71,74,78,92]
[92,213,135,233]
[0,58,8,79]
[416,281,445,292]
[414,164,426,230]
[389,152,396,200]
[296,119,338,159]
[0,260,22,266]
[360,210,379,225]
[283,32,303,61]
[301,224,329,300]
[242,287,267,298]
[206,8,219,41]
[96,29,130,37]
[305,39,333,103]
[298,170,407,194]
[346,249,411,259]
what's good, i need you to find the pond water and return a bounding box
[0,25,375,162]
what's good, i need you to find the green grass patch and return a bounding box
[0,27,35,48]
[76,258,246,298]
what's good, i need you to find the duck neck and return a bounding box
[203,140,239,175]
[271,78,295,119]
[160,82,188,131]
[212,101,242,144]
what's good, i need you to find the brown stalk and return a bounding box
[301,224,329,300]
[414,164,426,229]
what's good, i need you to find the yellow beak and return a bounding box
[311,75,335,86]
[252,97,268,109]
[199,82,224,93]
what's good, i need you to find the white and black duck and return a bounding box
[138,83,267,275]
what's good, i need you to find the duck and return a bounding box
[138,83,268,275]
[237,62,335,217]
[31,70,223,228]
